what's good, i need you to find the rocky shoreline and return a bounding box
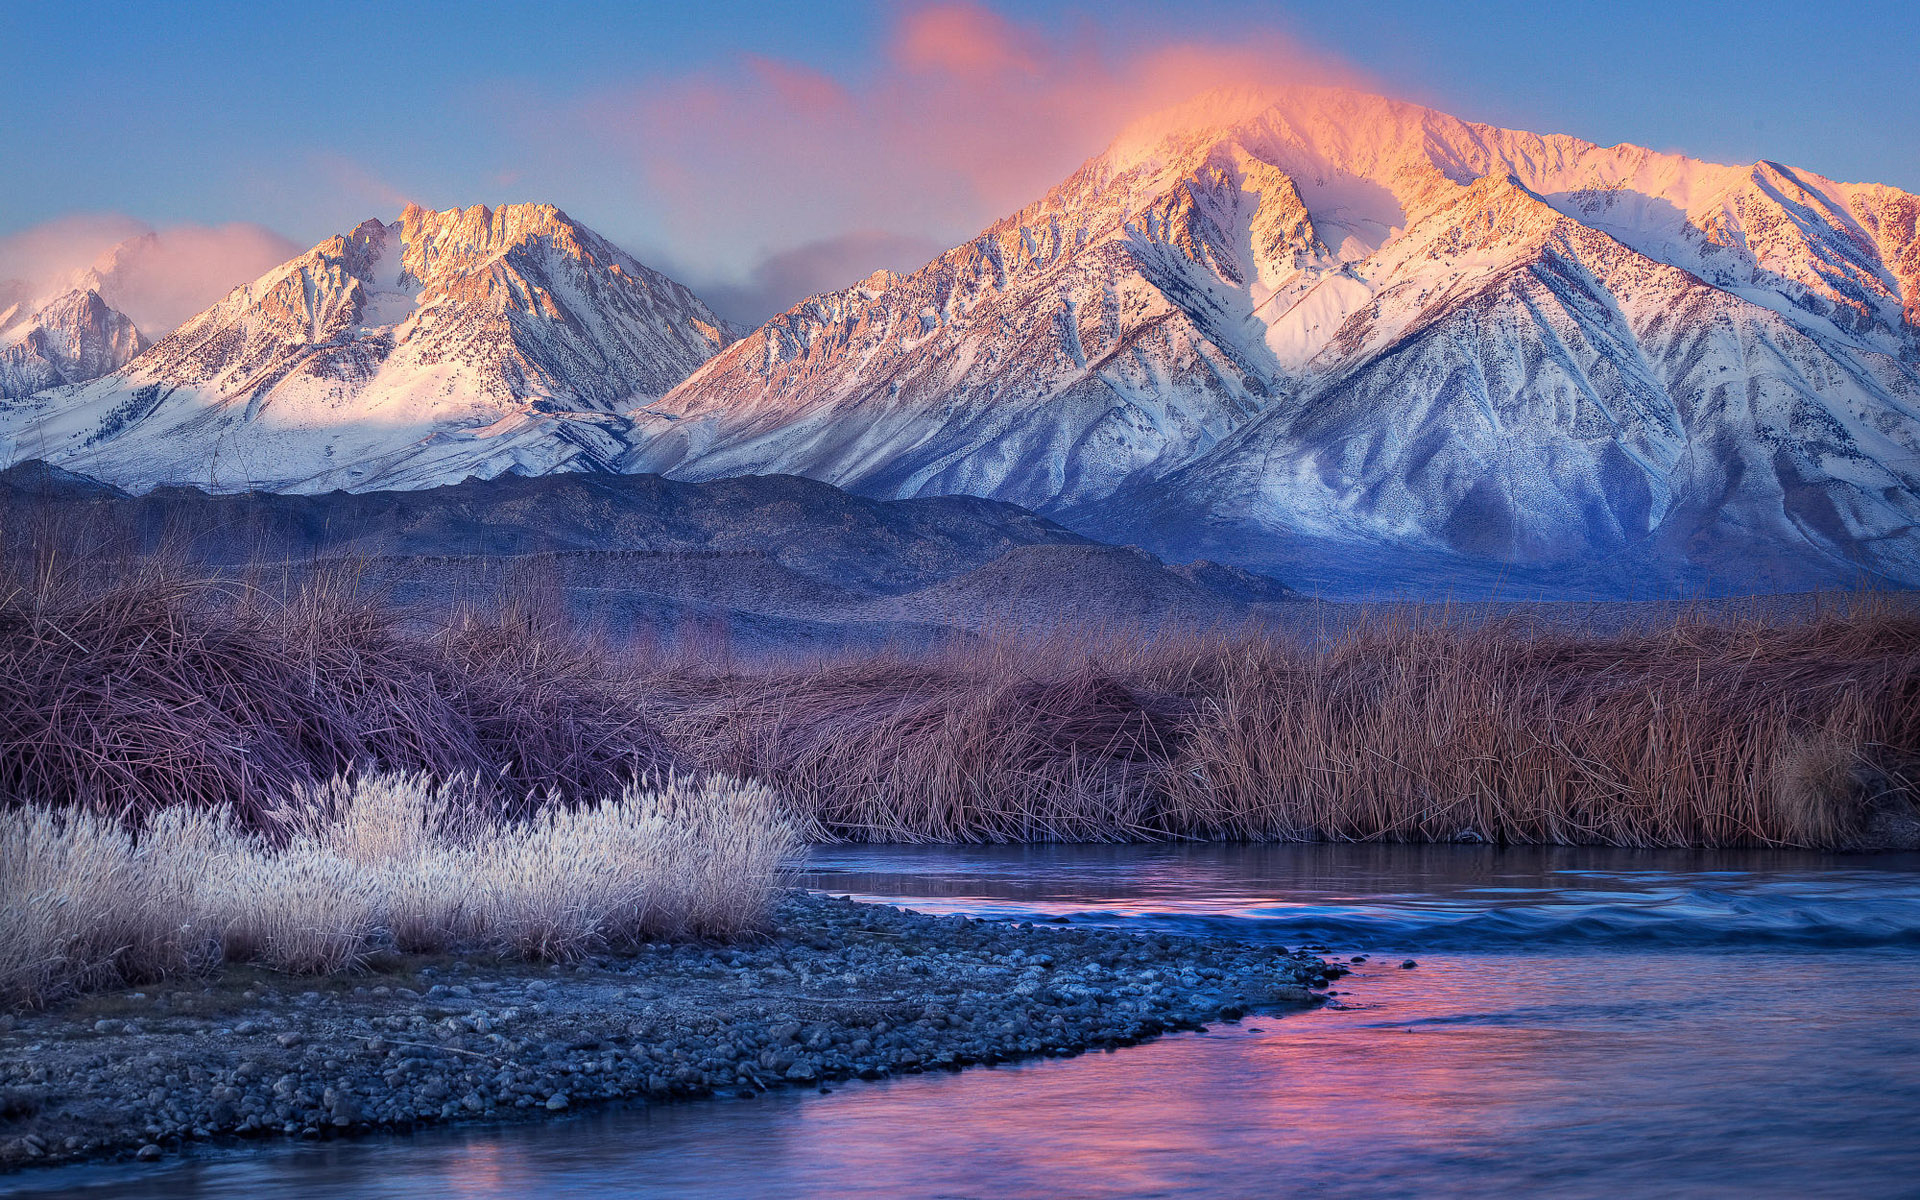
[0,892,1345,1173]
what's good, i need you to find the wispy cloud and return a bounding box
[0,216,299,338]
[684,230,954,327]
[555,3,1364,310]
[307,153,417,214]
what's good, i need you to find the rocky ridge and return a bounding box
[632,86,1920,594]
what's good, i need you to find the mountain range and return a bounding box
[632,87,1920,594]
[0,203,732,492]
[3,86,1917,595]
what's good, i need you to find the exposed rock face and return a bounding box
[0,288,146,399]
[632,87,1920,594]
[0,204,734,492]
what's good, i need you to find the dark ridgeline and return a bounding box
[0,460,1093,587]
[0,460,1292,652]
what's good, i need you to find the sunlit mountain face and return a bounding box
[0,203,735,493]
[3,87,1915,594]
[626,86,1920,595]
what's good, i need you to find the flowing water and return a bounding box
[11,845,1920,1199]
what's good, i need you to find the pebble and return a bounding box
[0,892,1334,1171]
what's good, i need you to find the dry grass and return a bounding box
[0,772,799,1008]
[0,806,219,1007]
[1151,615,1917,846]
[0,550,677,827]
[653,610,1920,848]
[2,529,1914,854]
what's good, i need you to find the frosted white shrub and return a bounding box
[454,776,798,958]
[0,773,801,1007]
[202,843,383,975]
[0,805,226,1007]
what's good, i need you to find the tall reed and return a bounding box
[2,535,1913,851]
[0,551,677,826]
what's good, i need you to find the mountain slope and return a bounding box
[633,87,1920,594]
[0,203,734,491]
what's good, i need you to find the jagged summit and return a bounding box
[628,86,1920,594]
[0,287,147,399]
[0,202,735,492]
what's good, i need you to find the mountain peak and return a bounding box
[630,86,1920,595]
[0,286,146,399]
[0,203,735,492]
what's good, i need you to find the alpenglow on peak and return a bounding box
[0,202,736,493]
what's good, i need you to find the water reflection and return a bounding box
[9,845,1919,1199]
[801,843,1920,949]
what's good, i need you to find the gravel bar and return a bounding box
[0,892,1345,1172]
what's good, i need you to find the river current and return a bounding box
[11,844,1920,1198]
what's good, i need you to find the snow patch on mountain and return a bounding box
[633,85,1920,593]
[0,204,735,491]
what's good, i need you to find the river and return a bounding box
[10,844,1920,1198]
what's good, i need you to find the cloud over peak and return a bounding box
[0,216,298,339]
[560,3,1363,307]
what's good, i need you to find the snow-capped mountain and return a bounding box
[630,87,1920,593]
[0,286,146,399]
[1,227,293,399]
[0,203,734,491]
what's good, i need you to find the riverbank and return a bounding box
[0,892,1338,1173]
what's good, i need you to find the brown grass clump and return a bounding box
[650,644,1187,841]
[0,553,677,827]
[1151,614,1919,847]
[654,610,1920,849]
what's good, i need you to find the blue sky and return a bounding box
[3,0,1914,321]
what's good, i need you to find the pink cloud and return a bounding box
[0,214,148,290]
[0,217,299,338]
[745,56,857,117]
[309,153,416,214]
[892,3,1041,76]
[564,4,1368,294]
